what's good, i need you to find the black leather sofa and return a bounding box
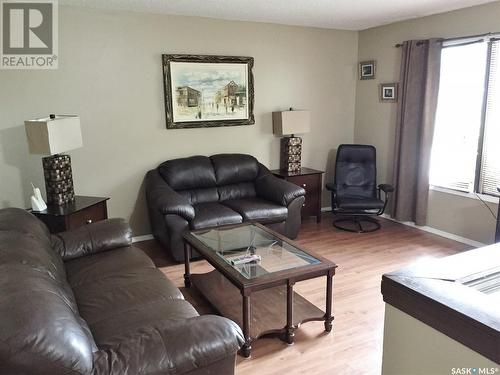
[0,208,243,374]
[146,154,306,262]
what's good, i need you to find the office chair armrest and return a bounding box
[378,184,395,193]
[325,183,336,192]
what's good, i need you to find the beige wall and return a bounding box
[4,4,497,241]
[355,1,500,244]
[382,304,498,374]
[0,6,358,235]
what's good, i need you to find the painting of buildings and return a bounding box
[215,81,247,108]
[176,86,201,107]
[163,56,254,127]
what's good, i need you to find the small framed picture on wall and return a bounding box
[379,83,398,102]
[359,60,376,80]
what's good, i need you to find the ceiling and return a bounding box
[59,0,497,30]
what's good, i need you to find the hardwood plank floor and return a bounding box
[136,215,470,375]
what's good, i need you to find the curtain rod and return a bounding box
[394,32,500,48]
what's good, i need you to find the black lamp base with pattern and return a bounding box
[42,154,75,206]
[280,136,302,172]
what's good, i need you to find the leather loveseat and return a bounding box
[146,154,306,262]
[0,208,243,375]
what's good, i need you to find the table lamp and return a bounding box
[25,114,82,205]
[272,108,310,172]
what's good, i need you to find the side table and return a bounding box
[271,168,324,223]
[30,195,109,233]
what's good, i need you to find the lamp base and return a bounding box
[280,136,302,172]
[42,154,75,206]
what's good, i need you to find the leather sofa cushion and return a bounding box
[336,196,384,210]
[66,247,201,349]
[211,154,259,185]
[191,202,243,230]
[66,247,185,327]
[158,155,216,190]
[89,298,199,345]
[222,198,288,223]
[178,187,219,205]
[218,182,256,201]
[65,245,165,288]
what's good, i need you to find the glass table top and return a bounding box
[191,224,321,279]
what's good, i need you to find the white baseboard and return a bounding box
[380,214,486,248]
[133,211,486,248]
[132,234,154,243]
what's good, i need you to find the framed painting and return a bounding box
[162,54,255,129]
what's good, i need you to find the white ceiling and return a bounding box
[59,0,497,30]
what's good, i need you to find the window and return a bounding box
[430,38,500,197]
[479,41,500,196]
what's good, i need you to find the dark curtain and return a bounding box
[391,39,442,225]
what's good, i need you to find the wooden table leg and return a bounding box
[285,280,295,344]
[324,271,334,332]
[240,294,252,358]
[183,242,192,288]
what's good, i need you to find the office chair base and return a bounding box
[332,216,381,233]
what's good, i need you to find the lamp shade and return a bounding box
[25,115,82,155]
[272,110,310,136]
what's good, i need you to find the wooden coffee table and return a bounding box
[183,223,337,357]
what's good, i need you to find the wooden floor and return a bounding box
[136,215,470,375]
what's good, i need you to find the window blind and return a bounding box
[479,40,500,197]
[429,42,487,192]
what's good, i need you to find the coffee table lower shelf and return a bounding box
[191,270,326,344]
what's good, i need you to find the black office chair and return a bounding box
[326,144,394,233]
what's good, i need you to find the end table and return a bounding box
[30,195,109,233]
[271,168,324,223]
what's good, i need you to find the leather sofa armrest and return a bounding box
[146,170,195,221]
[378,184,395,193]
[92,315,244,374]
[51,218,132,261]
[255,174,305,207]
